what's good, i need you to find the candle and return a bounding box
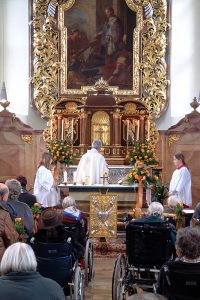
[126,119,129,141]
[147,120,150,140]
[61,119,64,140]
[63,170,67,183]
[71,119,74,143]
[137,120,140,140]
[73,171,77,183]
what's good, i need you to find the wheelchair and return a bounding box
[31,238,84,299]
[156,260,200,299]
[63,219,94,286]
[112,221,173,300]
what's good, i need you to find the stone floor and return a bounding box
[84,257,116,300]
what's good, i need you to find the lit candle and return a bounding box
[61,119,64,140]
[63,170,67,183]
[147,120,150,140]
[137,120,140,140]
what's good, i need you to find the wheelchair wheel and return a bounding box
[84,239,94,286]
[112,254,126,300]
[73,265,84,300]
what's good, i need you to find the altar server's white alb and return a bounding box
[34,152,59,208]
[76,140,108,185]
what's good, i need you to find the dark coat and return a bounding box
[0,271,65,300]
[18,189,37,208]
[133,215,177,245]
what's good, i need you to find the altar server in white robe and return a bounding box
[169,152,192,207]
[34,152,59,208]
[76,140,108,185]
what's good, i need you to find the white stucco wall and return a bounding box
[0,0,199,130]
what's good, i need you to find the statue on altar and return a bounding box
[76,140,108,185]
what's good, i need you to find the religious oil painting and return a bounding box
[59,0,139,93]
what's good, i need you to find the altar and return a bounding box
[58,183,138,238]
[58,183,137,214]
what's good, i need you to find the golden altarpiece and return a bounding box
[30,0,170,156]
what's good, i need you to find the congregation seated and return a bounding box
[0,183,18,259]
[61,196,87,259]
[0,242,65,300]
[164,195,183,227]
[5,179,34,238]
[16,175,37,208]
[132,202,176,246]
[156,227,200,299]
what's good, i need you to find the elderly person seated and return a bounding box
[165,195,183,214]
[0,183,18,259]
[156,227,200,298]
[16,175,37,208]
[61,196,87,260]
[133,202,176,245]
[0,242,65,300]
[5,179,34,238]
[34,209,68,243]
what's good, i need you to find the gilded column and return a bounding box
[140,115,145,140]
[113,110,121,145]
[79,109,88,145]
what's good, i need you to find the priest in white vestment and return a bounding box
[169,152,192,207]
[34,152,59,208]
[76,140,108,185]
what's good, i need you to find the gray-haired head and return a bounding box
[0,183,9,201]
[167,195,182,209]
[62,196,75,208]
[5,179,21,200]
[92,140,102,149]
[176,227,200,259]
[127,292,167,300]
[148,201,164,217]
[0,242,37,275]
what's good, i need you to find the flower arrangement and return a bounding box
[126,140,159,166]
[14,218,25,234]
[174,203,183,229]
[127,161,159,187]
[31,203,42,217]
[49,141,76,165]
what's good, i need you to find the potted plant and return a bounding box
[151,180,169,205]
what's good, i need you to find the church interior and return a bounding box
[0,0,200,299]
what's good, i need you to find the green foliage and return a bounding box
[15,218,25,234]
[31,203,42,215]
[151,181,169,204]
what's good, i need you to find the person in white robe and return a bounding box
[34,152,59,208]
[169,152,192,207]
[76,140,108,185]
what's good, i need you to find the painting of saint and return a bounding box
[64,0,137,90]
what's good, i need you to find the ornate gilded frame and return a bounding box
[30,0,170,119]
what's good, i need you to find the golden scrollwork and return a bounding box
[168,134,181,146]
[90,193,118,238]
[31,0,169,125]
[21,135,33,144]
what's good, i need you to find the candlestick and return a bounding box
[137,120,140,140]
[61,119,64,140]
[63,170,67,183]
